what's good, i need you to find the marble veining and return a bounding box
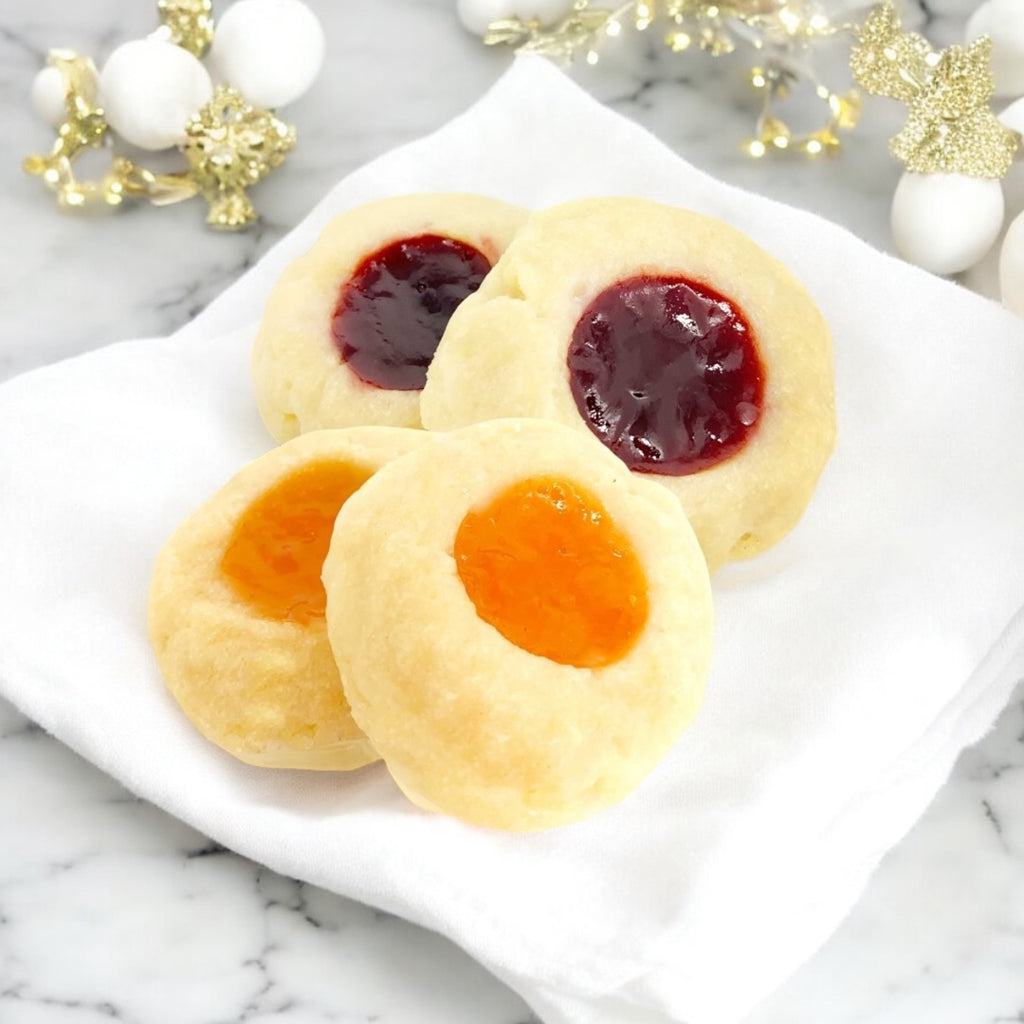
[1,1,1023,1022]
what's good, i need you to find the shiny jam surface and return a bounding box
[332,233,492,391]
[454,476,648,669]
[568,274,765,476]
[221,460,370,625]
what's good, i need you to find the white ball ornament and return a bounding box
[99,38,212,150]
[968,0,1024,98]
[456,0,575,35]
[965,1,991,46]
[31,65,72,128]
[890,171,1005,276]
[994,96,1024,215]
[998,209,1024,316]
[208,0,325,110]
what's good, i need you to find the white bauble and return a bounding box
[997,93,1024,135]
[965,1,991,44]
[891,171,1005,276]
[208,0,325,109]
[31,65,71,127]
[32,57,102,128]
[998,209,1024,316]
[996,96,1024,217]
[456,0,574,35]
[971,0,1024,98]
[99,38,212,150]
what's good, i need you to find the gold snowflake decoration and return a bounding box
[182,86,297,229]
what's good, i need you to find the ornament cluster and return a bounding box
[25,0,324,229]
[851,0,1024,308]
[461,1,1024,317]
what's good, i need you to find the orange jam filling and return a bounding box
[454,476,649,668]
[221,460,370,625]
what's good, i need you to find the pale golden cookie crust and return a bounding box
[252,193,529,441]
[148,426,434,770]
[322,418,714,830]
[420,196,836,572]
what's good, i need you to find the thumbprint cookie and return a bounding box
[420,196,836,572]
[148,426,433,769]
[252,193,528,440]
[321,418,713,830]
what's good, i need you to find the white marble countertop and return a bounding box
[1,1,1022,1022]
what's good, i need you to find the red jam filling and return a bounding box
[332,233,492,391]
[568,274,765,475]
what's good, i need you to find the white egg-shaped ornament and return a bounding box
[208,0,325,110]
[99,38,212,150]
[998,208,1024,316]
[31,65,71,128]
[995,96,1024,216]
[965,1,991,46]
[971,0,1024,98]
[456,0,575,35]
[890,171,1005,276]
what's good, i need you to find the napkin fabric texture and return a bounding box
[2,56,1024,1024]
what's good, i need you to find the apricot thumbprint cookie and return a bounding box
[321,418,713,830]
[148,427,433,769]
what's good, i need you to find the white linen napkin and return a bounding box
[2,55,1024,1024]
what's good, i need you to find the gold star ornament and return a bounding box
[850,1,1020,178]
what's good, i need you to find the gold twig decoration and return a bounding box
[850,1,1019,177]
[22,53,198,212]
[483,3,636,62]
[481,0,860,157]
[746,62,860,158]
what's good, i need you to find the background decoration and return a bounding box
[460,0,863,158]
[850,0,1018,275]
[965,0,1024,99]
[459,0,1024,318]
[23,0,321,229]
[847,0,1024,318]
[156,0,217,56]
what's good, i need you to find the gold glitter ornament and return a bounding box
[181,85,297,229]
[156,0,216,57]
[850,1,1019,178]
